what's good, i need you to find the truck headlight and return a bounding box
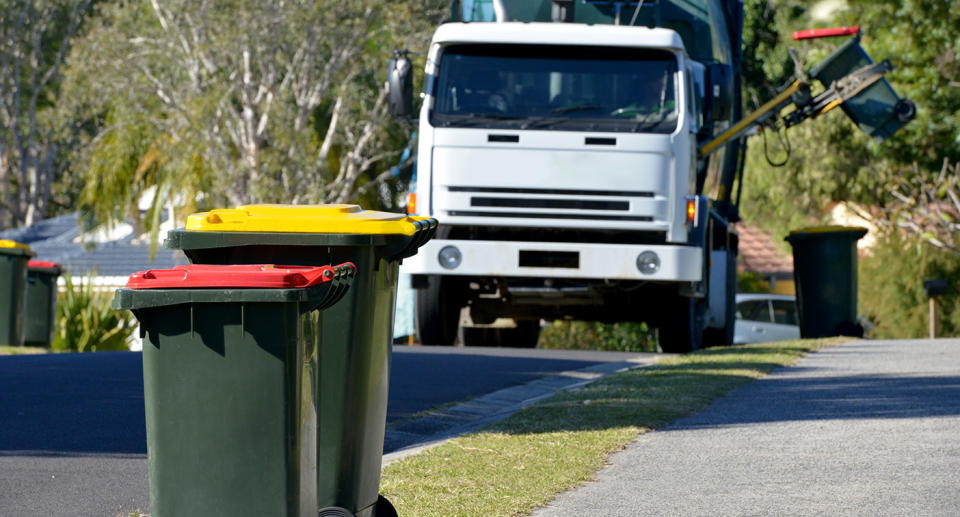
[438,246,462,270]
[636,251,660,275]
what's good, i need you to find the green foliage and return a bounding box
[737,270,771,293]
[60,0,446,244]
[860,233,960,339]
[539,320,658,352]
[52,273,135,352]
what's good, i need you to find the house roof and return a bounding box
[0,212,186,279]
[735,222,793,277]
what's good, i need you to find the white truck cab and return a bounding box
[389,0,745,352]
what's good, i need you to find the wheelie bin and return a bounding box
[164,204,437,517]
[24,261,62,347]
[785,226,868,338]
[0,240,36,347]
[113,263,356,517]
[809,35,916,142]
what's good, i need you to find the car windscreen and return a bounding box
[430,44,679,134]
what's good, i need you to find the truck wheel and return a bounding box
[415,275,461,347]
[659,298,705,353]
[704,249,737,348]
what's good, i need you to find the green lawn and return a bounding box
[0,345,49,355]
[380,338,845,517]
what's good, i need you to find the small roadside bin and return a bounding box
[0,240,36,347]
[164,204,436,517]
[785,226,868,338]
[24,260,62,347]
[113,263,356,517]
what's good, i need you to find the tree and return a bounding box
[63,0,444,241]
[0,0,92,229]
[739,0,960,245]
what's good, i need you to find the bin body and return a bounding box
[785,227,868,338]
[24,261,62,347]
[165,204,435,516]
[809,36,912,141]
[114,264,353,517]
[0,240,35,347]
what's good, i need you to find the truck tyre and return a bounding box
[415,275,461,347]
[659,298,705,353]
[704,249,737,347]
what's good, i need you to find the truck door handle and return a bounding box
[751,326,765,333]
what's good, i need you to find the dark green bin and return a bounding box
[0,240,36,347]
[24,261,62,347]
[785,226,868,339]
[113,264,355,517]
[810,35,915,142]
[164,204,436,517]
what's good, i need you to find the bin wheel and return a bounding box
[659,297,705,353]
[415,275,461,346]
[375,495,398,517]
[319,506,354,517]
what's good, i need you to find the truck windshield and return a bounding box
[430,44,679,134]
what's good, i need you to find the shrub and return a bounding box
[538,320,658,352]
[52,273,136,352]
[859,233,960,338]
[737,270,771,293]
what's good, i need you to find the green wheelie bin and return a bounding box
[24,260,62,347]
[164,204,437,517]
[785,226,868,339]
[0,240,36,347]
[113,263,356,517]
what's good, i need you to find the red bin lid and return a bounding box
[125,264,354,289]
[28,260,61,270]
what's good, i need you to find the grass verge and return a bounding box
[380,338,846,516]
[0,345,49,355]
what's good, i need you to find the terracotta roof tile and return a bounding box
[735,223,793,275]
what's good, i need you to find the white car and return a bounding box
[733,293,801,345]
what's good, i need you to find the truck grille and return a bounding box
[448,186,654,197]
[471,197,629,211]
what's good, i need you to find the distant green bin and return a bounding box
[24,260,62,347]
[0,240,36,347]
[164,204,436,517]
[113,263,355,517]
[785,226,868,339]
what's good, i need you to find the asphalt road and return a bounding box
[532,339,960,517]
[0,346,645,517]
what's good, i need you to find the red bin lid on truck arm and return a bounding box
[125,264,357,289]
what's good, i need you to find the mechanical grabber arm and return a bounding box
[700,58,900,158]
[700,28,916,159]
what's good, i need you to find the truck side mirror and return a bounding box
[705,63,734,123]
[387,52,414,119]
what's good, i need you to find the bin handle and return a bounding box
[283,262,356,288]
[304,262,357,312]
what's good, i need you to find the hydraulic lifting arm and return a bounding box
[699,59,896,158]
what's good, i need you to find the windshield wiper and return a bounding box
[551,104,605,114]
[521,117,570,130]
[434,112,522,127]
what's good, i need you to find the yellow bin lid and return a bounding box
[185,204,429,236]
[0,239,33,252]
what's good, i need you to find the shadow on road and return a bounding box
[672,372,960,429]
[0,352,146,457]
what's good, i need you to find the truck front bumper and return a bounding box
[401,239,703,282]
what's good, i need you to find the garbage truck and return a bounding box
[388,0,914,351]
